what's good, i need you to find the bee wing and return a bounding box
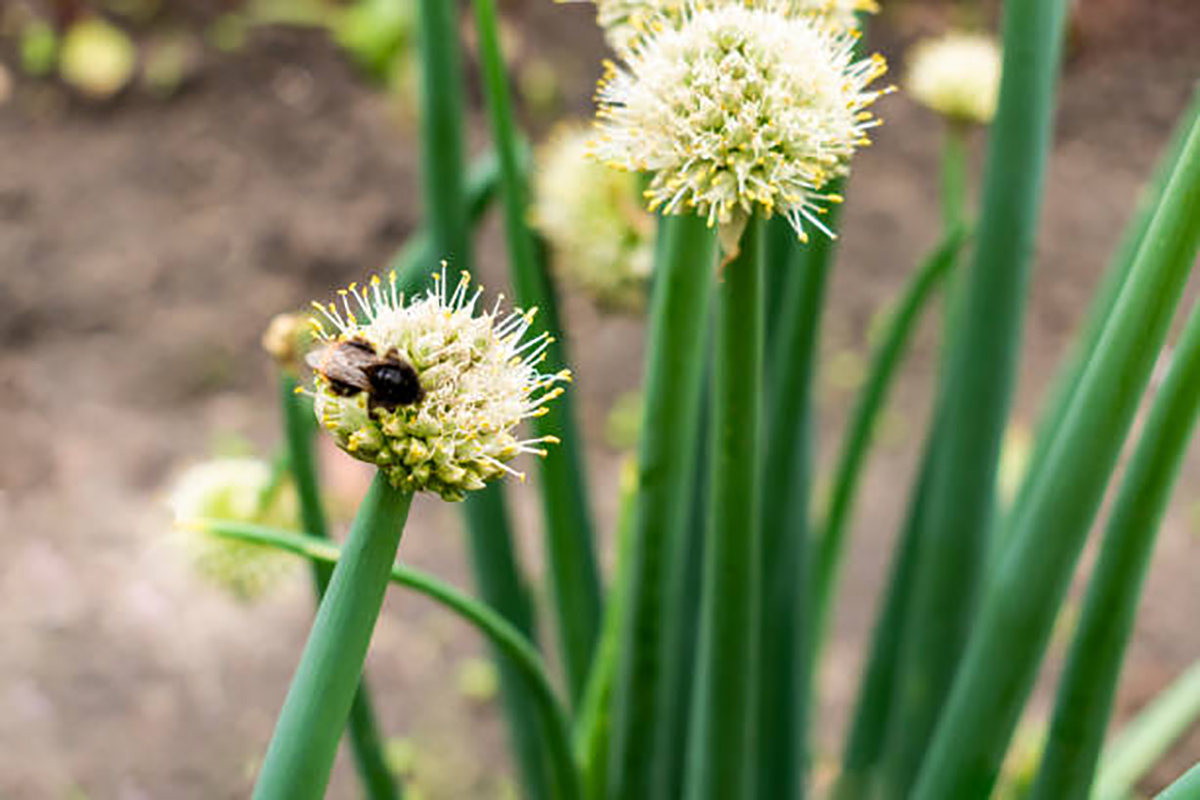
[306,343,376,392]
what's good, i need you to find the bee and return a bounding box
[306,339,424,411]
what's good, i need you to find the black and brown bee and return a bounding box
[306,339,424,411]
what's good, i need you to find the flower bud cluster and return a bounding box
[590,2,890,252]
[168,459,299,601]
[533,124,654,311]
[906,32,1002,125]
[307,268,568,501]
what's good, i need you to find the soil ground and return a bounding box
[1,0,1199,797]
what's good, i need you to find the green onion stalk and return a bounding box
[757,207,836,800]
[606,213,717,800]
[880,0,1070,790]
[195,519,582,799]
[685,218,765,800]
[391,149,505,295]
[997,86,1200,567]
[252,474,413,799]
[913,102,1200,800]
[575,459,639,800]
[279,378,400,799]
[1028,257,1200,798]
[412,2,556,797]
[471,0,603,704]
[655,369,712,800]
[1091,660,1200,800]
[832,426,939,800]
[809,228,966,670]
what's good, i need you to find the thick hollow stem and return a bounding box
[279,377,399,800]
[198,518,581,800]
[998,86,1200,565]
[757,206,839,800]
[252,474,413,800]
[606,214,716,800]
[833,426,939,800]
[685,218,764,800]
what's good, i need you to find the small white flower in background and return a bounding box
[590,0,877,57]
[262,310,319,374]
[906,32,1002,125]
[306,267,568,501]
[168,459,300,601]
[533,124,654,312]
[591,3,890,255]
[58,17,136,101]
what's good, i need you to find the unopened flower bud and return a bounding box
[262,311,318,374]
[906,32,1002,125]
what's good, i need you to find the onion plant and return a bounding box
[168,1,1200,798]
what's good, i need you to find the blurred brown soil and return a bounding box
[1,1,1198,797]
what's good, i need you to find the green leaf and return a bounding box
[391,149,505,296]
[912,89,1200,800]
[1031,291,1200,799]
[1091,660,1200,800]
[575,459,639,800]
[882,0,1071,790]
[810,228,966,671]
[833,428,939,800]
[471,0,602,704]
[999,86,1200,567]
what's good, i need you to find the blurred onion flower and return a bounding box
[591,3,889,254]
[592,0,877,57]
[168,458,300,601]
[533,124,654,311]
[58,17,136,100]
[306,268,568,501]
[262,311,319,374]
[906,32,1002,125]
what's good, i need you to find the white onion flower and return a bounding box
[533,124,654,311]
[168,459,300,601]
[906,32,1002,125]
[306,268,569,501]
[591,3,890,254]
[592,0,877,57]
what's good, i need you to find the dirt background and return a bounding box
[1,0,1199,797]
